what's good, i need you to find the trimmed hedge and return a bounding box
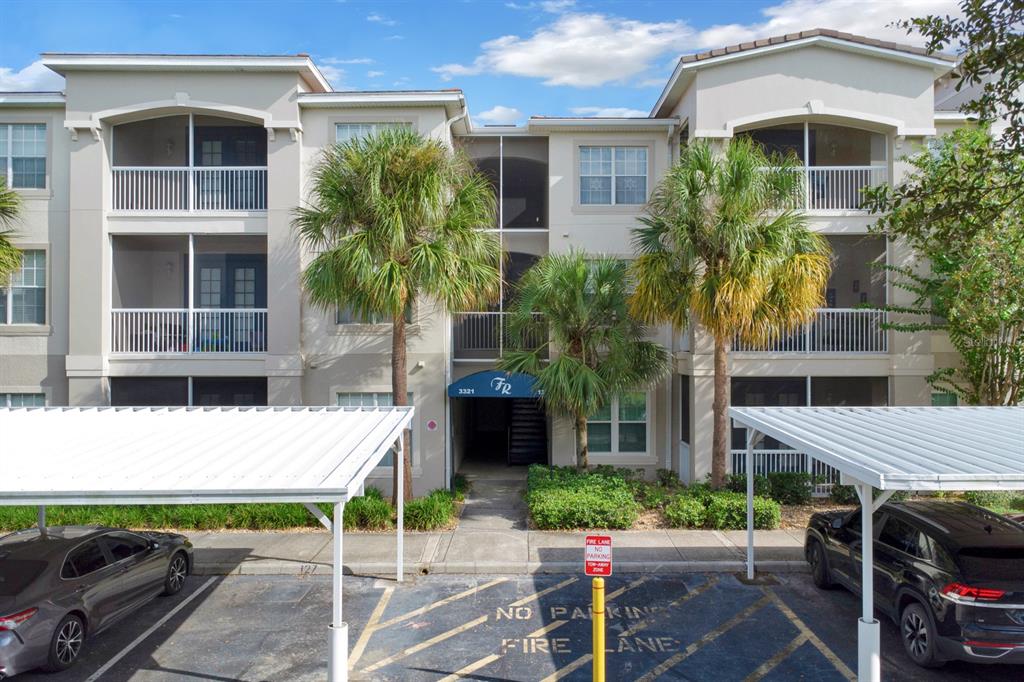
[526,465,640,530]
[726,472,814,505]
[665,489,781,530]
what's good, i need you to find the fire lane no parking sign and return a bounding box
[585,535,612,576]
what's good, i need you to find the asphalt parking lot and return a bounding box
[15,573,1022,681]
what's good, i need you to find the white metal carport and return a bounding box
[731,406,1024,682]
[0,406,414,682]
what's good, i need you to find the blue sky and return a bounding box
[0,0,956,123]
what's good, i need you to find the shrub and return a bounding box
[633,482,671,510]
[678,482,715,502]
[766,472,814,506]
[664,496,706,527]
[656,468,681,489]
[964,490,1024,509]
[830,485,911,506]
[526,465,640,529]
[404,489,457,531]
[452,474,470,502]
[664,491,780,529]
[724,474,771,498]
[343,488,393,531]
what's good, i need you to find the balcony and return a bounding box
[110,234,267,355]
[112,167,268,212]
[111,114,267,213]
[453,312,547,361]
[733,308,886,353]
[798,166,887,211]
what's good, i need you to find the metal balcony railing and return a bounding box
[452,312,547,360]
[732,308,887,354]
[110,308,267,353]
[111,167,268,212]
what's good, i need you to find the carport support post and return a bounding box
[855,483,880,682]
[329,500,348,682]
[744,428,761,580]
[37,505,46,534]
[397,432,404,582]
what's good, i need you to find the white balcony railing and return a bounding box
[111,308,267,354]
[730,449,839,497]
[803,166,886,211]
[452,312,547,360]
[732,308,886,354]
[112,167,268,212]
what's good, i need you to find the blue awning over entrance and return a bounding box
[448,371,543,399]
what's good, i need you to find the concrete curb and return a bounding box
[192,559,809,577]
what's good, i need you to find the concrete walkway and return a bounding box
[189,527,808,577]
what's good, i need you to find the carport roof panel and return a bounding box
[729,406,1024,491]
[0,406,414,504]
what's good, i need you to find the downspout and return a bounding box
[664,122,676,472]
[443,103,468,488]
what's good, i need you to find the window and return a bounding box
[2,393,45,407]
[931,392,957,407]
[879,516,929,559]
[335,122,411,144]
[1,250,46,324]
[336,303,413,325]
[0,124,46,189]
[62,540,108,579]
[587,391,649,454]
[102,532,150,562]
[336,392,414,466]
[579,146,647,205]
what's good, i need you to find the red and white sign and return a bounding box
[585,535,612,576]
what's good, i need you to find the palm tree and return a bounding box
[0,185,22,282]
[631,138,831,488]
[294,128,501,503]
[499,251,668,469]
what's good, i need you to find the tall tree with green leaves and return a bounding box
[498,251,667,469]
[0,185,22,282]
[631,139,831,488]
[294,128,501,502]
[864,127,1024,405]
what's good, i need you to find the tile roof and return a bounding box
[680,28,957,65]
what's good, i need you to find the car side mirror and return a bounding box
[150,541,160,550]
[831,517,844,530]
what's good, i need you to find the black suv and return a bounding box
[805,500,1024,667]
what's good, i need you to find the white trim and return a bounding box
[89,95,272,126]
[933,111,972,122]
[586,391,653,457]
[0,93,65,107]
[299,91,464,108]
[528,117,677,131]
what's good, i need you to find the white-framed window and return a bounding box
[579,146,647,205]
[931,392,958,407]
[0,250,46,325]
[336,391,415,466]
[335,122,412,144]
[0,124,47,189]
[587,391,649,454]
[2,393,45,407]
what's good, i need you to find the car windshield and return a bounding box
[957,547,1024,583]
[0,559,47,595]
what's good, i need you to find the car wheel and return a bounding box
[162,552,188,596]
[901,602,943,668]
[807,539,834,589]
[42,614,85,672]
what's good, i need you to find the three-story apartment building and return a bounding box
[0,29,964,495]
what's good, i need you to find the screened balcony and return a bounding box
[459,136,548,230]
[740,122,888,211]
[732,235,887,353]
[111,114,268,212]
[110,235,267,354]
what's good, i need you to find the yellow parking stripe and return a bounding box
[510,576,578,607]
[438,654,503,682]
[539,653,592,682]
[743,633,807,681]
[348,585,393,669]
[361,614,490,673]
[618,575,719,639]
[374,577,508,630]
[636,595,771,682]
[763,588,855,681]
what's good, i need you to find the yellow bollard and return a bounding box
[592,577,605,682]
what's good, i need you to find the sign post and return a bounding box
[585,535,612,682]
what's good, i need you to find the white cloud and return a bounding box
[367,12,397,26]
[0,60,64,91]
[385,35,404,41]
[694,0,961,50]
[367,70,385,78]
[475,105,525,125]
[433,13,692,87]
[323,57,374,65]
[570,106,648,118]
[506,0,576,12]
[317,65,345,87]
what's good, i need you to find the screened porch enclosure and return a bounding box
[729,377,889,495]
[110,235,268,353]
[111,114,268,211]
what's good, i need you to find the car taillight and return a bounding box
[941,582,1006,602]
[0,607,38,631]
